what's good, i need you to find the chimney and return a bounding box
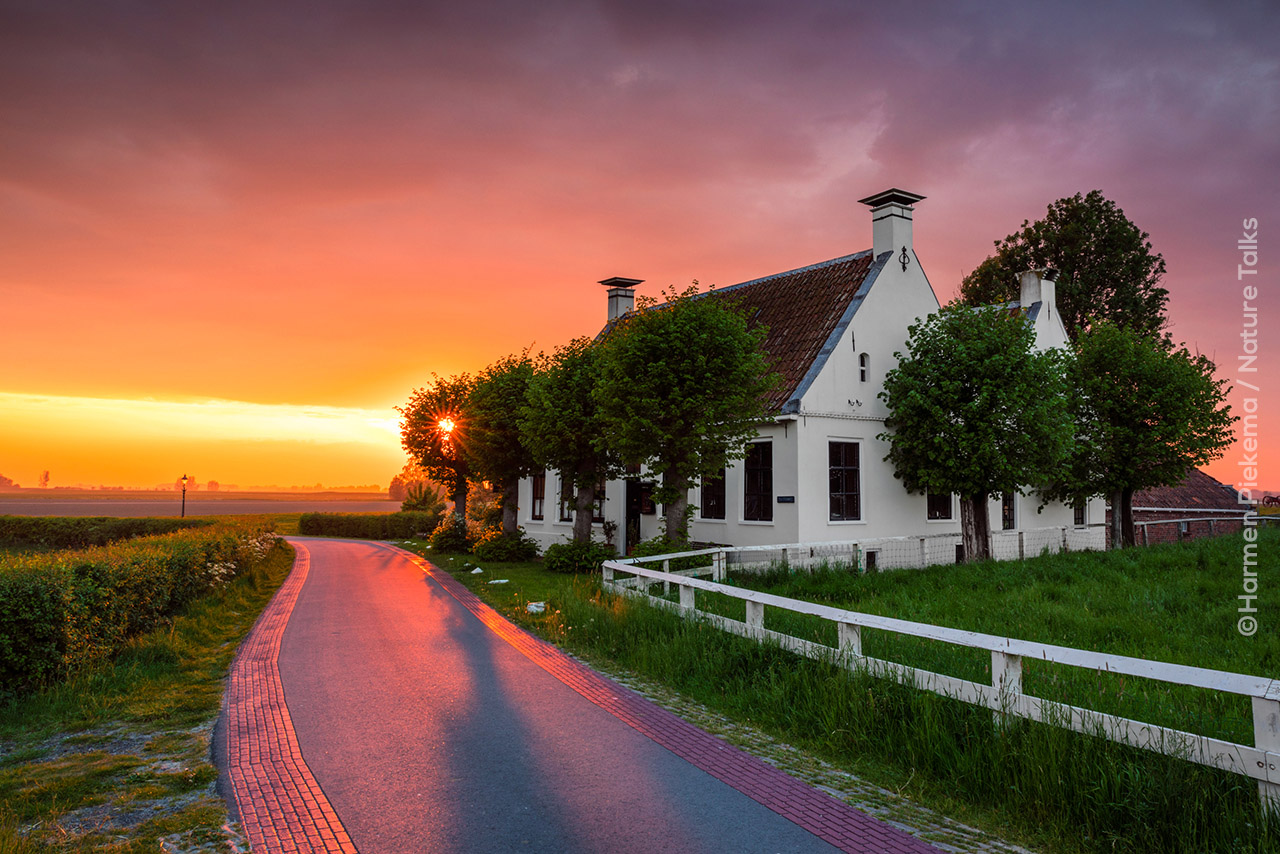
[600,276,642,321]
[1019,267,1059,311]
[857,188,926,263]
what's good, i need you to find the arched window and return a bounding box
[858,352,869,382]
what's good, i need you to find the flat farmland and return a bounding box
[0,489,400,517]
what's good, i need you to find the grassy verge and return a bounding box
[0,539,295,852]
[404,535,1279,854]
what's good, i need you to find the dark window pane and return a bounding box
[744,443,772,521]
[828,441,860,521]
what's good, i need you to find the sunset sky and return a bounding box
[2,0,1276,492]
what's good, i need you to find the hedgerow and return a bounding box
[0,515,213,549]
[297,511,440,540]
[0,522,279,697]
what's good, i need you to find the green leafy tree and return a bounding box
[593,284,780,543]
[879,305,1073,561]
[398,373,474,519]
[520,338,621,544]
[1047,323,1235,549]
[468,353,537,536]
[959,191,1168,340]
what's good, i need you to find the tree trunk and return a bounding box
[451,472,469,522]
[500,478,519,537]
[1109,490,1124,550]
[571,459,597,544]
[663,471,690,544]
[1120,486,1136,548]
[959,494,991,562]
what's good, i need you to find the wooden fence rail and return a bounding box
[601,552,1280,816]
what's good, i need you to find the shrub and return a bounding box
[543,539,616,574]
[0,516,212,549]
[631,534,705,572]
[0,522,279,697]
[297,512,439,539]
[471,527,540,562]
[401,482,446,515]
[428,513,472,553]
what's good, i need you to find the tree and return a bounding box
[1047,322,1235,549]
[879,305,1073,561]
[521,337,621,544]
[468,353,538,536]
[959,191,1169,340]
[38,471,49,488]
[398,373,474,519]
[593,284,780,543]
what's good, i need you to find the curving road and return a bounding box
[220,538,940,853]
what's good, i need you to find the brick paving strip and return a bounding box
[380,543,942,854]
[224,541,358,854]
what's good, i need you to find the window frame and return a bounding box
[701,468,727,521]
[530,471,546,521]
[742,441,773,522]
[926,491,953,521]
[828,440,861,522]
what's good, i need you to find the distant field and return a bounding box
[0,489,399,517]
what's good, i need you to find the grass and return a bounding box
[0,538,295,852]
[402,532,1280,854]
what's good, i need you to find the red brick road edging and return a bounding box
[384,544,942,854]
[224,542,357,854]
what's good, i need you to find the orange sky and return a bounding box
[1,1,1275,492]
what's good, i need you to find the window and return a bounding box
[858,352,870,382]
[531,471,546,520]
[864,550,878,571]
[1001,492,1016,530]
[558,476,574,522]
[701,468,726,520]
[1073,499,1086,527]
[828,441,861,521]
[743,442,773,521]
[592,479,606,523]
[927,491,953,520]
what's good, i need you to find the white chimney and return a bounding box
[857,188,926,263]
[1019,268,1059,311]
[600,276,642,321]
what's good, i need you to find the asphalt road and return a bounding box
[274,538,848,854]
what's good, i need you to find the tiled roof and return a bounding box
[1133,468,1242,511]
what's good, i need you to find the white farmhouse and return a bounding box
[519,189,1105,563]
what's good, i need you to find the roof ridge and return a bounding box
[713,249,873,296]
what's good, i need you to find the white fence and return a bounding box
[602,545,1280,816]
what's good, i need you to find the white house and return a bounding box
[519,189,1105,562]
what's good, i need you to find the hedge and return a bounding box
[0,522,278,697]
[0,515,213,549]
[297,511,440,540]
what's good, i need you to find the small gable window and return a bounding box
[858,353,870,382]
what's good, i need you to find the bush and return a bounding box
[427,513,472,553]
[631,534,705,572]
[0,522,279,697]
[543,539,616,574]
[471,527,540,562]
[297,512,439,540]
[401,482,446,515]
[0,516,212,549]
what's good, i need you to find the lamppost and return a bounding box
[181,473,188,518]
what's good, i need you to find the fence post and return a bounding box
[992,650,1023,729]
[713,549,726,581]
[663,559,670,595]
[745,600,765,640]
[918,537,927,569]
[678,582,695,612]
[1018,531,1025,561]
[1253,696,1280,820]
[602,562,614,584]
[838,621,862,660]
[1061,526,1069,552]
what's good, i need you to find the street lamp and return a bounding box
[181,473,188,518]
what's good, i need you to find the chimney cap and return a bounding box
[599,276,644,289]
[857,188,926,208]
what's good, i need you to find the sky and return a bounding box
[1,0,1276,492]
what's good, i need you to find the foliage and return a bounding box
[1049,322,1236,547]
[427,512,472,553]
[0,522,278,697]
[468,353,538,535]
[401,481,447,515]
[879,305,1073,560]
[398,373,475,517]
[958,190,1169,340]
[471,527,540,562]
[297,511,440,539]
[521,337,623,544]
[630,534,704,572]
[593,284,781,541]
[542,538,616,574]
[388,462,439,503]
[0,515,212,549]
